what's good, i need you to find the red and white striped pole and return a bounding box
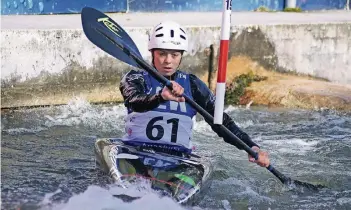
[214,0,232,124]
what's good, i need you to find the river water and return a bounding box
[1,98,351,210]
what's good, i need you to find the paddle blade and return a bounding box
[279,175,326,192]
[81,7,142,68]
[113,194,141,202]
[288,179,326,191]
[269,165,326,191]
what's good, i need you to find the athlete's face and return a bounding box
[153,49,182,76]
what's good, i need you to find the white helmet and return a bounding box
[148,21,188,52]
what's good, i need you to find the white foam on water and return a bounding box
[43,97,127,132]
[40,189,63,206]
[236,186,275,203]
[193,117,254,135]
[235,119,255,129]
[210,177,275,204]
[221,200,231,210]
[337,197,351,205]
[224,105,239,113]
[193,120,215,137]
[38,183,186,210]
[262,138,319,154]
[328,125,351,134]
[224,106,256,129]
[4,126,48,135]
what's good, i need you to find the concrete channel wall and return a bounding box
[1,11,351,108]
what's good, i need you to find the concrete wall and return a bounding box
[1,18,351,108]
[230,23,351,83]
[1,27,219,108]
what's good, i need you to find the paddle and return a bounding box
[81,7,325,191]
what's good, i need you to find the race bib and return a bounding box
[123,111,193,148]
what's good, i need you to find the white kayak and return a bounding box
[94,138,213,204]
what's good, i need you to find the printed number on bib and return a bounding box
[146,116,179,143]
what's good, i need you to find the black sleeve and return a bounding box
[189,74,259,150]
[119,70,165,112]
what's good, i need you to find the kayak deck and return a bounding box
[94,138,212,204]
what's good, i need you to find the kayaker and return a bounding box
[119,21,270,168]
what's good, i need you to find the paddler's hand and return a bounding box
[161,81,185,102]
[248,146,270,167]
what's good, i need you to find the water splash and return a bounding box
[43,97,126,132]
[263,138,319,154]
[337,197,351,205]
[221,199,231,210]
[224,105,238,113]
[4,127,47,135]
[236,119,255,129]
[193,120,215,137]
[38,183,185,210]
[201,177,275,209]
